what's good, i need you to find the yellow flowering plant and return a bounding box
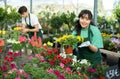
[55,34,84,47]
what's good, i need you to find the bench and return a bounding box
[100,49,120,72]
[100,49,120,58]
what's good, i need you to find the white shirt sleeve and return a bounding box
[31,14,39,26]
[22,18,26,24]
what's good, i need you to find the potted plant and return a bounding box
[55,34,84,54]
[96,64,109,79]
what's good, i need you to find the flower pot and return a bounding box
[98,75,105,79]
[64,46,73,54]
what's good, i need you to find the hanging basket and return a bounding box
[64,46,73,54]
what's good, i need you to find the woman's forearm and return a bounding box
[89,44,98,53]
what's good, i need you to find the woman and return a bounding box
[72,9,103,67]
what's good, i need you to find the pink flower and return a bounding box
[24,73,29,78]
[29,55,33,60]
[0,38,4,46]
[12,68,17,71]
[46,68,53,74]
[17,69,24,75]
[19,36,27,43]
[54,70,60,77]
[60,63,64,68]
[59,75,65,79]
[65,67,71,71]
[15,77,21,79]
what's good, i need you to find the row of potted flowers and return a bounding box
[0,29,109,79]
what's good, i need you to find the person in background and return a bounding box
[72,9,103,67]
[18,6,43,39]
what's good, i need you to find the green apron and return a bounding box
[25,14,43,39]
[77,26,102,67]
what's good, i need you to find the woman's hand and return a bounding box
[78,41,90,48]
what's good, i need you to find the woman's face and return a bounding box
[79,14,91,29]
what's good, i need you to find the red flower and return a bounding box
[7,51,13,56]
[0,39,4,46]
[14,52,20,57]
[0,48,2,53]
[0,65,7,71]
[28,35,42,48]
[10,63,16,69]
[88,68,96,73]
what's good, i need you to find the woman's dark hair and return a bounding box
[74,9,94,35]
[18,6,27,14]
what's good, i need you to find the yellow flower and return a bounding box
[81,37,84,42]
[0,30,2,34]
[55,34,84,46]
[47,41,53,47]
[62,35,67,39]
[43,43,47,46]
[55,38,61,43]
[76,36,81,41]
[14,27,21,31]
[2,30,6,35]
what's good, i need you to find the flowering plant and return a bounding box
[110,37,120,51]
[55,34,84,47]
[96,64,109,76]
[0,38,4,54]
[0,51,21,78]
[103,36,119,52]
[72,59,96,78]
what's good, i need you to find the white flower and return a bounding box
[72,55,77,65]
[60,52,66,58]
[7,39,20,44]
[7,8,11,14]
[80,59,91,66]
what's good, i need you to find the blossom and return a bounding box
[65,67,71,71]
[80,59,91,66]
[18,36,27,43]
[29,36,42,48]
[110,38,120,47]
[0,48,2,53]
[0,38,4,46]
[0,65,7,71]
[15,77,21,79]
[55,34,84,47]
[88,67,96,73]
[60,63,64,68]
[47,41,53,47]
[46,68,53,74]
[14,27,22,31]
[10,62,16,69]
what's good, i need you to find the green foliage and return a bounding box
[43,37,54,43]
[60,11,76,31]
[38,62,51,69]
[0,6,21,30]
[23,63,58,79]
[4,72,17,79]
[96,65,109,76]
[114,7,120,23]
[50,14,63,29]
[65,74,84,79]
